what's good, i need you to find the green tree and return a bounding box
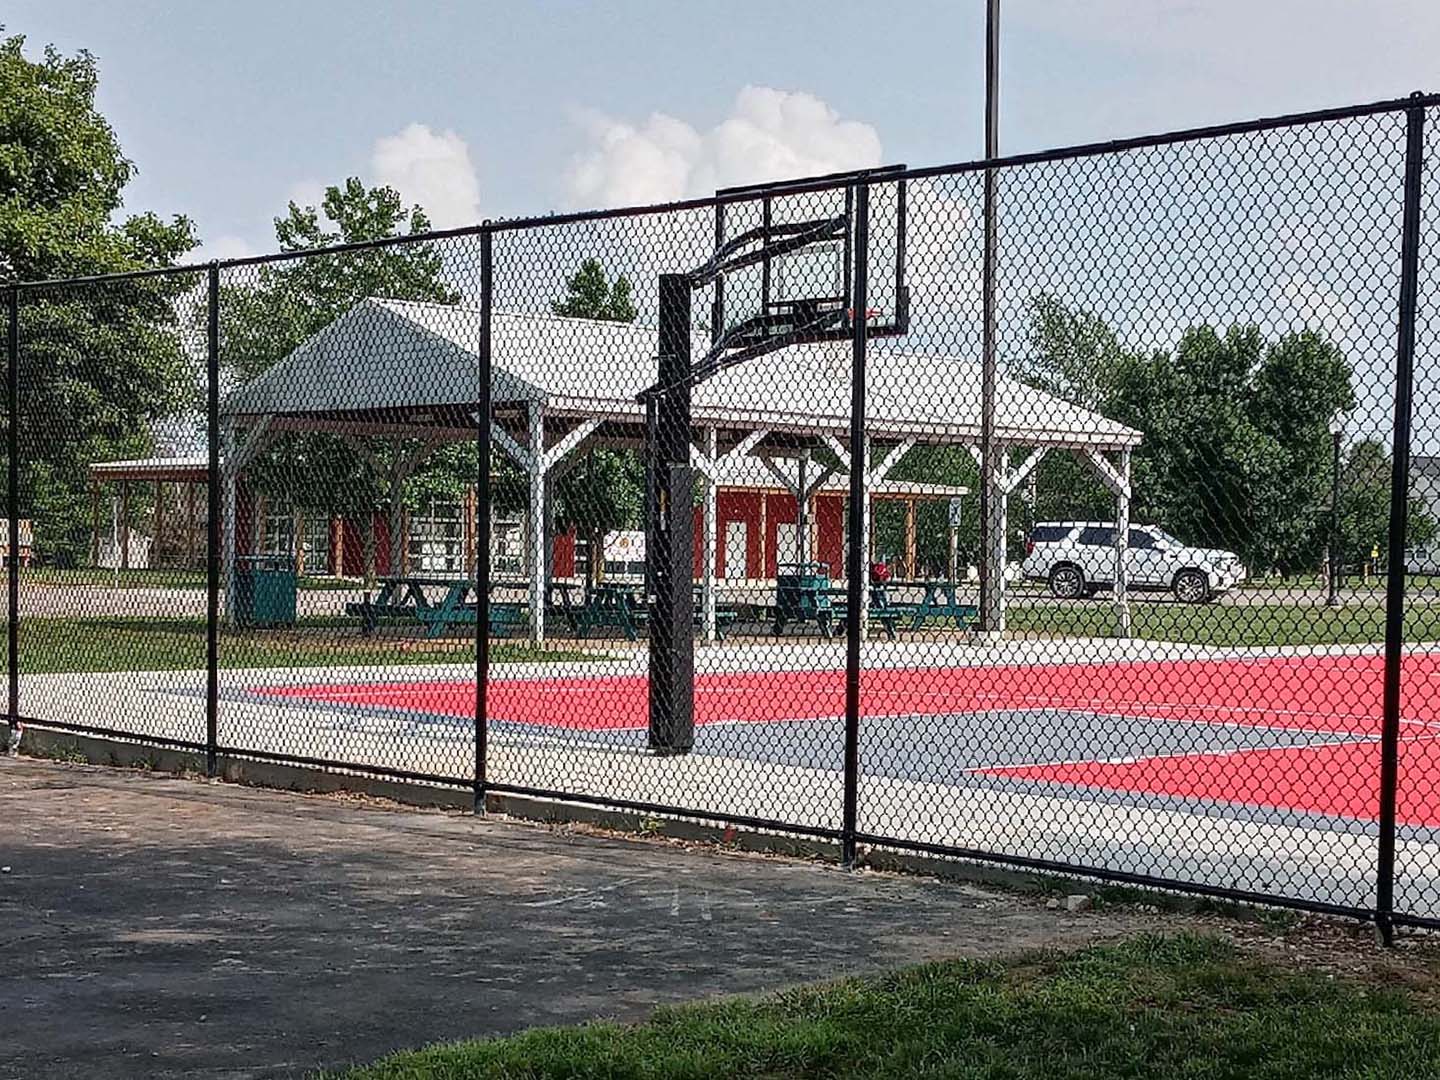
[2,32,198,563]
[549,260,643,583]
[1026,295,1359,575]
[550,258,637,322]
[1334,438,1437,570]
[219,180,471,574]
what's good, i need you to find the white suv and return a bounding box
[1021,522,1246,603]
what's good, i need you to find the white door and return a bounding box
[776,522,801,570]
[723,521,748,580]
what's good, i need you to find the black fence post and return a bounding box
[842,183,871,868]
[475,229,492,812]
[206,263,221,777]
[1377,95,1426,944]
[7,284,18,732]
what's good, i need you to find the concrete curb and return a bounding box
[5,721,1082,896]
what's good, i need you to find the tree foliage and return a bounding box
[548,260,643,571]
[1022,293,1430,575]
[2,32,198,563]
[220,179,467,522]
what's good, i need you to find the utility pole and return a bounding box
[977,0,1002,631]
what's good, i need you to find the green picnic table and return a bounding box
[885,579,979,631]
[572,582,740,641]
[347,576,579,639]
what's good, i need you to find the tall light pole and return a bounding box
[977,0,1001,631]
[1327,411,1345,607]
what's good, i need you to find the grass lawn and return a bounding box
[333,935,1440,1079]
[1006,600,1440,647]
[12,567,362,591]
[6,617,594,673]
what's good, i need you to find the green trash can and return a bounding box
[235,555,297,628]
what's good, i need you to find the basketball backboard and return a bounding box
[708,165,909,355]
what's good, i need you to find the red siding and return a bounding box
[553,528,576,578]
[339,513,391,577]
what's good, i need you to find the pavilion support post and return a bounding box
[153,481,165,568]
[1114,449,1132,638]
[119,480,131,571]
[185,480,197,570]
[527,400,546,646]
[701,427,718,642]
[796,451,811,567]
[904,498,917,579]
[980,449,1008,633]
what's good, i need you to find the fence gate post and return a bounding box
[475,229,492,812]
[1377,94,1427,944]
[206,263,221,777]
[842,182,871,867]
[7,284,18,732]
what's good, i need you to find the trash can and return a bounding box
[235,555,297,628]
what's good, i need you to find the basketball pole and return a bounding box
[977,0,1002,633]
[647,274,697,754]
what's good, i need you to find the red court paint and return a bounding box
[258,651,1440,824]
[263,652,1438,734]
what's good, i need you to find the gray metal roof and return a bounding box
[222,297,1141,449]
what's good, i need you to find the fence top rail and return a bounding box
[5,89,1435,292]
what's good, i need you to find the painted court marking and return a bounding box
[251,652,1440,827]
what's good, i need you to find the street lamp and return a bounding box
[1327,411,1346,607]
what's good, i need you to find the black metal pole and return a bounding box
[648,274,695,753]
[977,0,1000,632]
[1377,95,1426,945]
[842,183,871,868]
[205,264,220,777]
[1328,428,1342,607]
[6,284,18,733]
[475,230,493,812]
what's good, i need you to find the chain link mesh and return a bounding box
[7,98,1440,929]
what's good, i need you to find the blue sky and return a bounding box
[9,1,1440,260]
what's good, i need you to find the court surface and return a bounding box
[254,650,1440,831]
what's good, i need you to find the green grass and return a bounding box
[331,935,1440,1079]
[1006,600,1440,647]
[11,567,360,590]
[6,616,595,673]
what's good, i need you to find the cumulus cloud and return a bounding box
[563,86,883,208]
[370,123,482,229]
[195,234,257,262]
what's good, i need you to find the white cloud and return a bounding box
[285,179,327,211]
[194,234,257,262]
[369,123,482,229]
[563,86,883,208]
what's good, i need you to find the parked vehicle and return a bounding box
[1020,521,1246,603]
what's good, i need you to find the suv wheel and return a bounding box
[1173,569,1210,603]
[1049,564,1086,600]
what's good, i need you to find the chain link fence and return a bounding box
[5,94,1440,936]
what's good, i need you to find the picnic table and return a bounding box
[572,581,740,641]
[346,576,580,639]
[884,579,979,631]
